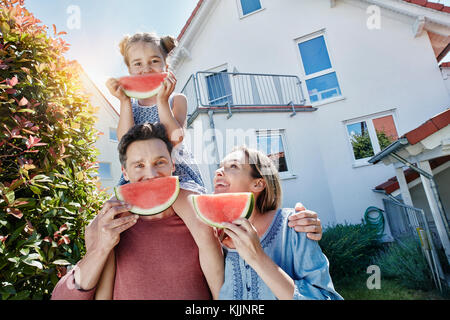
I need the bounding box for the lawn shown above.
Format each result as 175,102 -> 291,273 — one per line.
334,275 -> 449,300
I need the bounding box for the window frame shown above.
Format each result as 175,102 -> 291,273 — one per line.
343,110 -> 399,167
236,0 -> 265,19
294,30 -> 343,106
255,129 -> 295,179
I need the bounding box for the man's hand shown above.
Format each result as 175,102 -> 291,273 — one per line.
288,203 -> 323,241
85,197 -> 139,254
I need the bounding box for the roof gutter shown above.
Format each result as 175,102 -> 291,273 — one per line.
359,0 -> 450,28
368,137 -> 409,164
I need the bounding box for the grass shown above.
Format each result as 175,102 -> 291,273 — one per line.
334,275 -> 449,300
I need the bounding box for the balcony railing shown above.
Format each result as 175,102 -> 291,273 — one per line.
180,71 -> 312,126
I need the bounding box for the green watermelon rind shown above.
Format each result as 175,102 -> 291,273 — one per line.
189,192 -> 255,229
114,177 -> 180,216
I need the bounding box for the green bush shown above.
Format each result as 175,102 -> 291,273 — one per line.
319,222 -> 383,282
0,0 -> 107,299
372,236 -> 435,291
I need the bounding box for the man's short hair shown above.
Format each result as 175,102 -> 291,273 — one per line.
118,122 -> 173,167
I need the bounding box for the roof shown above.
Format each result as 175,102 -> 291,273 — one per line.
402,0 -> 450,13
72,61 -> 120,117
403,108 -> 450,145
369,108 -> 450,164
374,155 -> 450,194
440,62 -> 450,68
372,108 -> 450,193
177,0 -> 204,41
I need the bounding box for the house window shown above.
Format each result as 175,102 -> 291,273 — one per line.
98,162 -> 113,180
238,0 -> 263,16
109,127 -> 118,142
205,70 -> 233,106
297,34 -> 342,104
345,113 -> 398,164
256,130 -> 290,174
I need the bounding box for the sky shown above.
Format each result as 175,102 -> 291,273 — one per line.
24,0 -> 450,112
24,0 -> 200,110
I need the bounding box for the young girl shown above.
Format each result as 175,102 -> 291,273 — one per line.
101,32 -> 224,299
215,146 -> 343,300
99,32 -> 324,299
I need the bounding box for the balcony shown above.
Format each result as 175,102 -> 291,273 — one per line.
180,71 -> 316,126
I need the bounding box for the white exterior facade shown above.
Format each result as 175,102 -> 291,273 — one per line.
79,71 -> 121,195
172,0 -> 450,227
441,65 -> 450,96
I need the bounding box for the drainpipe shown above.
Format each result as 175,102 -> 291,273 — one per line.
390,152 -> 450,265
208,110 -> 221,169
372,188 -> 403,205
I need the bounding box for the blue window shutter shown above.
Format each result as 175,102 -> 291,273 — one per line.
240,0 -> 262,15
298,36 -> 332,75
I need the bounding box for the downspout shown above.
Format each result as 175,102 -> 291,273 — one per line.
208,110 -> 221,170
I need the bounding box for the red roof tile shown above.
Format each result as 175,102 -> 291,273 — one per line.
177,0 -> 204,41
402,0 -> 450,12
375,155 -> 450,194
402,109 -> 450,145
440,62 -> 450,68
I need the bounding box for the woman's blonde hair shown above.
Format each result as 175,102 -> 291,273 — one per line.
233,146 -> 282,214
118,32 -> 178,66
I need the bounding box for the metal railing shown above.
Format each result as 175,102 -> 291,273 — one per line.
383,199 -> 446,290
180,71 -> 308,119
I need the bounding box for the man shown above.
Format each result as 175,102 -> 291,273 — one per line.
51,122 -> 323,299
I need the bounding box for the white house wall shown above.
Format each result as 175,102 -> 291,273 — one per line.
79,72 -> 121,195
93,103 -> 121,195
441,67 -> 450,97
175,0 -> 450,225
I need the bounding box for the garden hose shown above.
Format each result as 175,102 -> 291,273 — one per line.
364,206 -> 385,236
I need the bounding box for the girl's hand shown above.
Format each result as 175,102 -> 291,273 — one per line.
288,203 -> 323,241
156,71 -> 177,105
106,78 -> 130,102
222,219 -> 266,266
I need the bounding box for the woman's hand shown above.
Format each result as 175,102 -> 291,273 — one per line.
288,203 -> 323,241
156,71 -> 177,106
222,218 -> 266,266
106,78 -> 130,103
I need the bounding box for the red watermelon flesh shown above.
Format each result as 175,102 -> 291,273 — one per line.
118,73 -> 168,99
114,176 -> 179,215
189,193 -> 254,228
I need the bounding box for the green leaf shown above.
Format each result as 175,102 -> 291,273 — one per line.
5,191 -> 14,204
29,185 -> 41,195
17,109 -> 36,114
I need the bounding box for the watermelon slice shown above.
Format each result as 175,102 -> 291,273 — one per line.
114,176 -> 179,215
189,193 -> 254,228
118,73 -> 168,99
